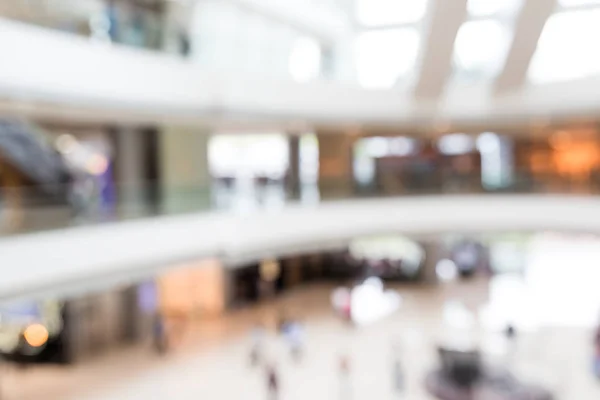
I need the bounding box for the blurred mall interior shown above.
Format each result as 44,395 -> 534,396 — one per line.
1,0 -> 600,399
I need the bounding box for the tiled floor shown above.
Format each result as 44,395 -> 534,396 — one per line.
2,279 -> 599,400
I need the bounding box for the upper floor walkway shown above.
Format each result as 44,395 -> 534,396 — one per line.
3,17 -> 600,130
2,192 -> 600,303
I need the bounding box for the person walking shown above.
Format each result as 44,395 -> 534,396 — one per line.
250,323 -> 266,367
285,321 -> 304,362
594,322 -> 600,378
266,363 -> 280,400
392,354 -> 405,397
339,354 -> 351,400
152,312 -> 167,355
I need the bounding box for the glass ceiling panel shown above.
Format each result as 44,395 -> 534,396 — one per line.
453,19 -> 512,80
289,37 -> 322,82
355,28 -> 420,89
558,0 -> 600,7
356,0 -> 428,27
529,9 -> 600,83
467,0 -> 524,18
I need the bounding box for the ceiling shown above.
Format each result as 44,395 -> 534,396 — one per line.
1,0 -> 600,132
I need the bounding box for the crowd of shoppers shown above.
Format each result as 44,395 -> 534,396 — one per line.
247,311 -> 406,400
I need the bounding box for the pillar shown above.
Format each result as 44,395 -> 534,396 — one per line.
284,257 -> 303,288
0,157 -> 24,233
317,131 -> 355,199
115,128 -> 147,218
159,126 -> 211,214
288,135 -> 301,199
419,240 -> 444,284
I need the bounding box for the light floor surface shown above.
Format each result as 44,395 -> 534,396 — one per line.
2,279 -> 599,400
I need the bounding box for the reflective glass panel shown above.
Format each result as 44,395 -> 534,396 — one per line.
467,0 -> 523,18
558,0 -> 600,7
289,37 -> 322,82
355,28 -> 420,89
356,0 -> 428,27
529,9 -> 600,83
453,20 -> 511,80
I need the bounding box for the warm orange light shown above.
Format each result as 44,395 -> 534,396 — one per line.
549,130 -> 572,151
23,324 -> 49,348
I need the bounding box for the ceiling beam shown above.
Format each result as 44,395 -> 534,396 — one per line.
413,0 -> 468,99
494,0 -> 557,93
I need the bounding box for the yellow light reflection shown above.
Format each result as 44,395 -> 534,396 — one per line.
23,324 -> 49,348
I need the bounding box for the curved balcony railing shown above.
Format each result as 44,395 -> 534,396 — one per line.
2,169 -> 600,237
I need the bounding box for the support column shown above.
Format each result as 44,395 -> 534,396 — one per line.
115,129 -> 147,218
317,131 -> 355,199
419,240 -> 444,285
159,126 -> 211,214
284,257 -> 303,288
288,135 -> 301,199
0,158 -> 24,233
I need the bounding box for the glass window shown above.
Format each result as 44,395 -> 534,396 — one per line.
300,134 -> 319,183
437,133 -> 475,155
389,137 -> 416,156
529,9 -> 600,83
453,20 -> 511,80
289,37 -> 322,82
467,0 -> 523,18
477,133 -> 513,189
209,134 -> 289,179
356,0 -> 428,27
364,137 -> 391,158
355,28 -> 420,89
239,12 -> 271,75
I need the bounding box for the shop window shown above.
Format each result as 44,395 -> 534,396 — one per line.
437,133 -> 475,155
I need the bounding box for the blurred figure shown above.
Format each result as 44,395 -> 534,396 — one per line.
594,321 -> 600,378
266,363 -> 280,400
331,287 -> 352,325
339,354 -> 351,399
283,320 -> 304,362
277,310 -> 290,334
504,323 -> 517,340
392,345 -> 405,397
250,323 -> 266,367
152,312 -> 167,355
504,322 -> 519,368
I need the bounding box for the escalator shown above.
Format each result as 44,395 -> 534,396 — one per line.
0,119 -> 73,233
0,119 -> 71,200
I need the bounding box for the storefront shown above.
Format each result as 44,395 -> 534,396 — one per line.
157,258 -> 229,318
